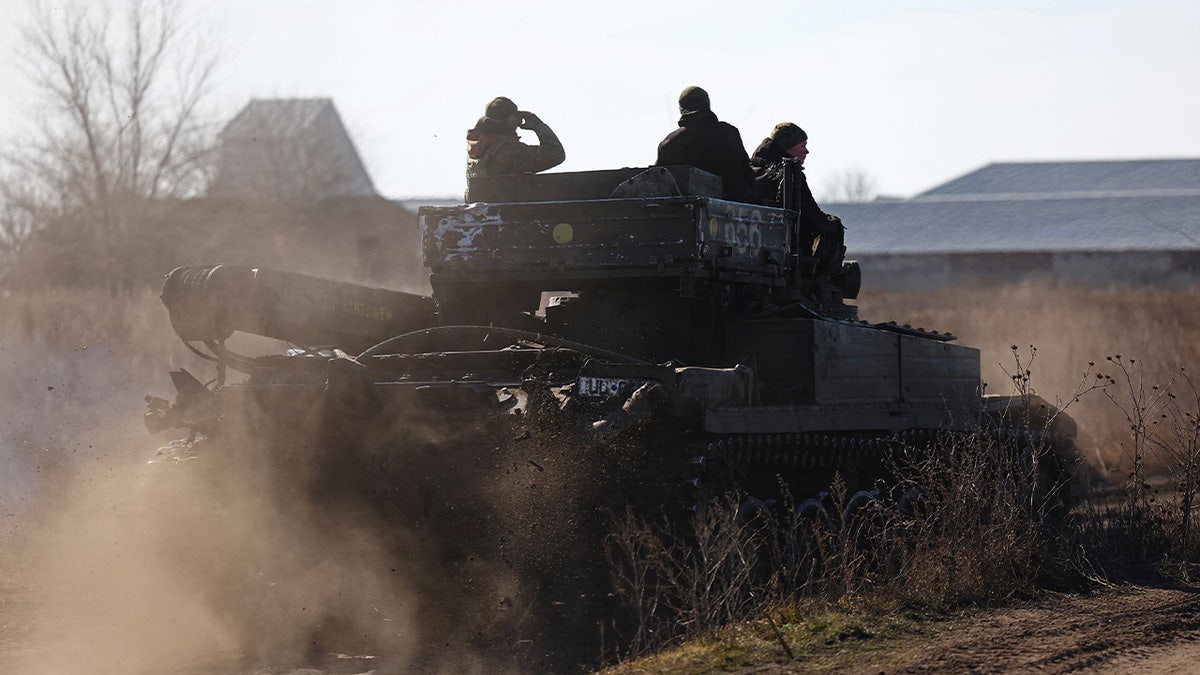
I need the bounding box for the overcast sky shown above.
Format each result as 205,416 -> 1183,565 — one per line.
2,0 -> 1198,201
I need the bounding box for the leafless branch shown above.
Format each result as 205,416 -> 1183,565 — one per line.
820,166 -> 879,203
6,0 -> 220,224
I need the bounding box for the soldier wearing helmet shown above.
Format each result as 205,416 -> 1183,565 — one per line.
465,96 -> 565,201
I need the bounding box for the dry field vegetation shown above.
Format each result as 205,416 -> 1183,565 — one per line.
858,282 -> 1200,469
3,281 -> 1200,672
1,287 -> 176,357
602,281 -> 1200,670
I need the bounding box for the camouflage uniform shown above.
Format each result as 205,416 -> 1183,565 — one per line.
464,118 -> 565,201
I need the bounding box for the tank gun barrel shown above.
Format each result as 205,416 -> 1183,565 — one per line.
160,264 -> 437,353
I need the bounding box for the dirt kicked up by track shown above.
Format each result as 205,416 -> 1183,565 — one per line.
0,393 -> 685,674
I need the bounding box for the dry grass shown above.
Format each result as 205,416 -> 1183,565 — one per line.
603,281 -> 1200,664
600,600 -> 921,675
603,424 -> 1077,660
858,282 -> 1200,470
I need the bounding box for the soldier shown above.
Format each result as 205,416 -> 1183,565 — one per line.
655,86 -> 755,202
750,122 -> 845,276
464,96 -> 565,201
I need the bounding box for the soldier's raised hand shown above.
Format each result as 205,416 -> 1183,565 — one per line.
518,111 -> 542,129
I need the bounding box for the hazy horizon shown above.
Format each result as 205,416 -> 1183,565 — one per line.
2,0 -> 1197,201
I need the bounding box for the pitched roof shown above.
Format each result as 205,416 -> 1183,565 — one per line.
828,159 -> 1200,255
212,98 -> 376,199
220,98 -> 333,139
918,159 -> 1200,199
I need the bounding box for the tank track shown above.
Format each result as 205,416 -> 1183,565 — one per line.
677,426 -> 1075,514
701,431 -> 905,468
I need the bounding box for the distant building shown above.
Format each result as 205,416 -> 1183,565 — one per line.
829,159 -> 1200,288
210,98 -> 376,201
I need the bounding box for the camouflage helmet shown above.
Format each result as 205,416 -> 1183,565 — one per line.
771,122 -> 808,149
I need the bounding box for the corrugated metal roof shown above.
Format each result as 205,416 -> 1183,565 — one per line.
919,159 -> 1200,198
828,160 -> 1200,255
834,196 -> 1200,255
221,98 -> 332,139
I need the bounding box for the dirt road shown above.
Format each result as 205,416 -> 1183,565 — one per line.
851,584 -> 1200,674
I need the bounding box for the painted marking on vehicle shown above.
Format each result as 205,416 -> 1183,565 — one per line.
722,220 -> 763,255
577,376 -> 640,398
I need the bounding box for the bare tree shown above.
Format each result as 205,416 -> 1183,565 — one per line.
2,0 -> 219,286
819,166 -> 879,204
0,181 -> 41,274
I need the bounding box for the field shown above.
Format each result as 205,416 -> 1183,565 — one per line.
2,281 -> 1199,673
860,282 -> 1200,470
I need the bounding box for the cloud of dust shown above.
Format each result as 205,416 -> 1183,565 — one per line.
859,282 -> 1200,477
2,348 -> 623,674
0,277 -> 637,674
0,191 -> 601,671
0,336 -> 431,674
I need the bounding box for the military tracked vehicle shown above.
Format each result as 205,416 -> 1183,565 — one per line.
144,164 -> 1082,668
140,164 -> 1089,672
146,164 -> 1068,512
